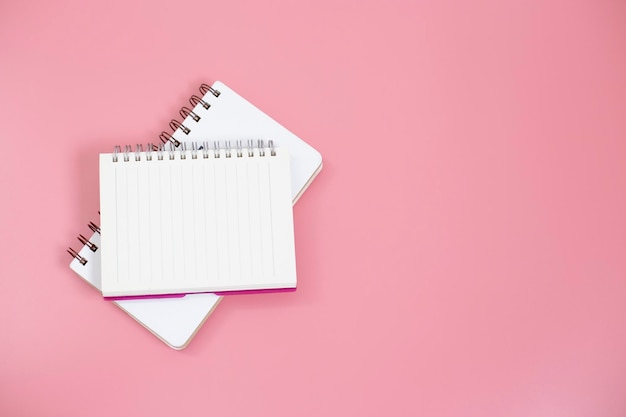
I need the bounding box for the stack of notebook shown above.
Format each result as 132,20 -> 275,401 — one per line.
67,81 -> 322,349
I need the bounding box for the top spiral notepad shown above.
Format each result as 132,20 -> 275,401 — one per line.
99,140 -> 296,297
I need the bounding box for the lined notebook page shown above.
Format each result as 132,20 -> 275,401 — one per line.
99,143 -> 296,297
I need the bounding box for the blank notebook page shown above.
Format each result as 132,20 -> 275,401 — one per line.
99,142 -> 296,297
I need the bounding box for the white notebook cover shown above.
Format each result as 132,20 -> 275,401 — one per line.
69,80 -> 322,348
70,232 -> 222,350
172,81 -> 322,203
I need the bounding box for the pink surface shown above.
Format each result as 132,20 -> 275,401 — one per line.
1,0 -> 626,415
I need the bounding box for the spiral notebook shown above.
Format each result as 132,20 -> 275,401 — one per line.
68,81 -> 322,347
99,141 -> 296,297
69,223 -> 222,349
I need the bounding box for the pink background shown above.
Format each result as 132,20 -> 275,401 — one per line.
1,0 -> 626,415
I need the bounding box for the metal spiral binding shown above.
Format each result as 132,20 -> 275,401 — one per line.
169,119 -> 190,135
180,106 -> 200,122
111,140 -> 276,162
159,131 -> 181,148
112,145 -> 121,162
236,140 -> 243,158
78,234 -> 98,252
189,95 -> 210,110
67,248 -> 87,265
67,219 -> 101,265
158,82 -> 222,148
88,221 -> 100,234
199,83 -> 221,97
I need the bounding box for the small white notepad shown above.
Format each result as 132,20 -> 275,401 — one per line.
99,141 -> 296,297
69,229 -> 222,349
